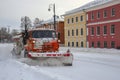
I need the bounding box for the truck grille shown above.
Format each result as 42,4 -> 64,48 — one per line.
34,40 -> 43,49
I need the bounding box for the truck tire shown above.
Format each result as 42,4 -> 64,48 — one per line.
24,49 -> 28,58
64,63 -> 72,66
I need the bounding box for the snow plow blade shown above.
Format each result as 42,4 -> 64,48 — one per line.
24,51 -> 73,66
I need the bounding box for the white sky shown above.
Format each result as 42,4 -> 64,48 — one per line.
0,0 -> 93,29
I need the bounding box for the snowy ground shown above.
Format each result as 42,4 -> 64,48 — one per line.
0,43 -> 120,80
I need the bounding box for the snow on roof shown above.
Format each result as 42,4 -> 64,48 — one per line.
34,16 -> 64,27
28,27 -> 54,31
41,16 -> 64,24
64,0 -> 113,15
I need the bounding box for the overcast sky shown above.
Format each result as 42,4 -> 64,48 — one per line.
0,0 -> 93,29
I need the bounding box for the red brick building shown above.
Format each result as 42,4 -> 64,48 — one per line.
87,0 -> 120,48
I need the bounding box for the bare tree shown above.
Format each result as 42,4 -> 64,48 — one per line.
33,18 -> 40,27
20,16 -> 32,31
11,29 -> 19,36
0,27 -> 12,42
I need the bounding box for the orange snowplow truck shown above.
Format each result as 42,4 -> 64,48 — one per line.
24,29 -> 59,54
13,28 -> 73,66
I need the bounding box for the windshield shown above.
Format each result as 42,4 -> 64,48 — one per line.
32,30 -> 56,38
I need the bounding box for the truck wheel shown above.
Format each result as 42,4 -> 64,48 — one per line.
64,63 -> 72,66
24,50 -> 28,58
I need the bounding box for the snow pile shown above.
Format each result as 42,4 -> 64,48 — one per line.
60,47 -> 120,55
0,60 -> 55,80
18,57 -> 63,66
0,43 -> 59,80
0,43 -> 13,61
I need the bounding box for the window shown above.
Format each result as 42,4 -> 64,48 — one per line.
103,26 -> 107,35
91,27 -> 94,35
97,26 -> 100,35
111,25 -> 115,34
67,19 -> 70,24
76,29 -> 78,36
80,15 -> 83,21
32,30 -> 56,38
111,8 -> 115,16
58,32 -> 60,39
97,11 -> 100,18
72,30 -> 74,36
81,41 -> 84,47
91,12 -> 94,20
68,30 -> 70,36
97,41 -> 100,48
104,10 -> 107,17
76,42 -> 78,47
72,18 -> 74,23
91,42 -> 94,47
76,17 -> 78,22
111,41 -> 115,48
81,28 -> 83,35
104,41 -> 107,48
68,42 -> 70,47
72,42 -> 74,47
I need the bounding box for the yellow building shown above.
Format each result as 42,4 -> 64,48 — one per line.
64,11 -> 87,47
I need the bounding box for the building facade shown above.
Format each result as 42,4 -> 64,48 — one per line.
64,11 -> 87,47
87,0 -> 120,48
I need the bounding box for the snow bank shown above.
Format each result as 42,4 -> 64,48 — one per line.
0,43 -> 56,80
0,43 -> 13,61
0,59 -> 56,80
60,47 -> 120,55
18,58 -> 63,66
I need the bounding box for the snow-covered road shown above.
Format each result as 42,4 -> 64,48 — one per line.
0,43 -> 120,80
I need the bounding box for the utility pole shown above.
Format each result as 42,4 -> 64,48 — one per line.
48,3 -> 56,30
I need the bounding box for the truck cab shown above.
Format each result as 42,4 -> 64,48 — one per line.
25,28 -> 59,53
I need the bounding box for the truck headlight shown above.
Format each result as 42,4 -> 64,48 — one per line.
58,40 -> 61,42
33,40 -> 36,43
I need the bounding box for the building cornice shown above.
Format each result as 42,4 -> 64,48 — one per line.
87,18 -> 120,26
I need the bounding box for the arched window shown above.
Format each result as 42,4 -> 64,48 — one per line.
76,42 -> 78,47
68,30 -> 70,36
76,29 -> 78,36
72,42 -> 74,47
97,41 -> 100,48
81,28 -> 83,35
81,41 -> 84,47
68,42 -> 70,47
72,30 -> 74,36
91,42 -> 94,47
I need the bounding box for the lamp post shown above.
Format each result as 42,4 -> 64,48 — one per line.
48,3 -> 56,30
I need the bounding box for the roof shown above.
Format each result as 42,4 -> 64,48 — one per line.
41,17 -> 64,24
34,16 -> 64,27
28,28 -> 55,31
64,0 -> 113,16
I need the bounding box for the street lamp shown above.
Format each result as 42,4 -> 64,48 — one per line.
48,3 -> 56,30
